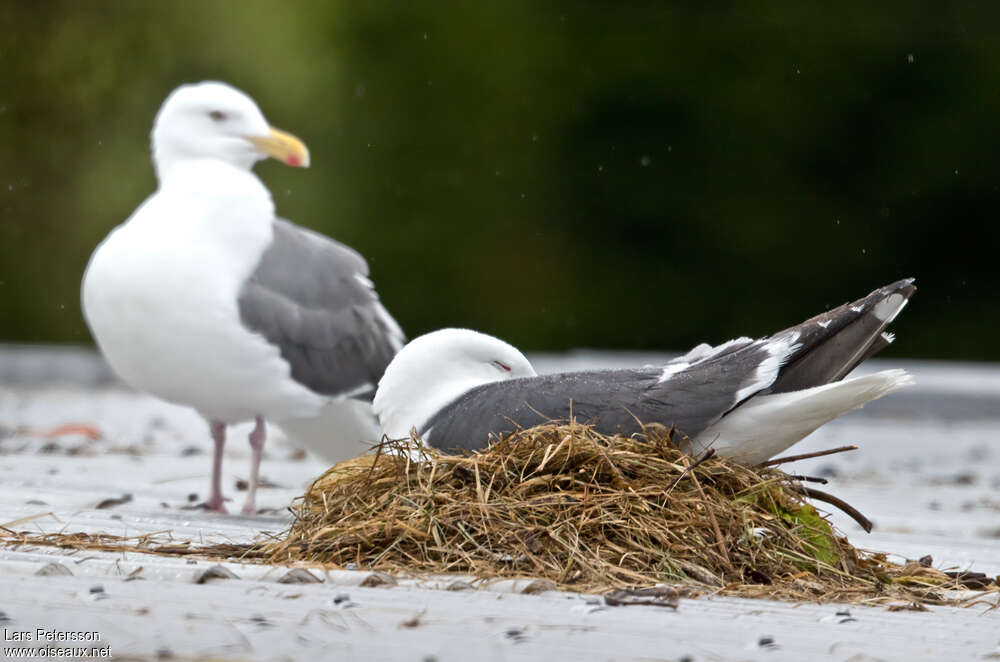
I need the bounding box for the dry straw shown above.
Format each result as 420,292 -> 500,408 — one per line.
2,421 -> 995,606
265,421 -> 997,604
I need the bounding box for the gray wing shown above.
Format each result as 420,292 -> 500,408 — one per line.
666,279 -> 916,395
422,340 -> 779,452
238,218 -> 405,400
423,278 -> 915,453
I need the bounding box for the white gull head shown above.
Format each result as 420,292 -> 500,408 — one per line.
151,81 -> 310,180
374,328 -> 537,440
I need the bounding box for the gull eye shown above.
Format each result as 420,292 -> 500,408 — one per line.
492,360 -> 512,372
208,110 -> 226,122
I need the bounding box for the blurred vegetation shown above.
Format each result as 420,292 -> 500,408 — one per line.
0,2 -> 997,359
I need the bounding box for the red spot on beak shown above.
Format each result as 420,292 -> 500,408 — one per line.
286,155 -> 303,167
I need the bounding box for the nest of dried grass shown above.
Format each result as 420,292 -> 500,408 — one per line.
266,422 -> 996,604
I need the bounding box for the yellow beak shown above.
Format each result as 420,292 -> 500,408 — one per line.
248,126 -> 310,168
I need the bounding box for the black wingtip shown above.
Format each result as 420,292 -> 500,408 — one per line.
764,278 -> 916,395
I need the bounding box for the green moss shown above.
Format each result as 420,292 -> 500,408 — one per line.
777,502 -> 840,567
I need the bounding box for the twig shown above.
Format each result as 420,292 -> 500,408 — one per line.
366,434 -> 389,482
788,475 -> 829,485
793,486 -> 873,533
604,586 -> 680,609
1,512 -> 60,529
667,448 -> 716,492
757,445 -> 858,468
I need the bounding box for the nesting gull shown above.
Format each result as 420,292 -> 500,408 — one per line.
374,280 -> 915,465
82,82 -> 403,513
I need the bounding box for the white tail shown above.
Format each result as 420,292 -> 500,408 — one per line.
690,369 -> 913,465
276,398 -> 380,464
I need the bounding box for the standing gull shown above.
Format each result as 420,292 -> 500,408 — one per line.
375,280 -> 915,465
82,82 -> 404,514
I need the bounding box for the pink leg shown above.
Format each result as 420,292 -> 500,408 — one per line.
241,416 -> 266,515
206,421 -> 228,513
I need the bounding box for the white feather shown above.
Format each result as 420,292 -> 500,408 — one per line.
659,336 -> 754,383
691,369 -> 913,465
657,361 -> 689,382
277,399 -> 381,464
733,331 -> 801,403
676,342 -> 714,362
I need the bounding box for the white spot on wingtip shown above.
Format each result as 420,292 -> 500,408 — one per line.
874,293 -> 907,322
817,320 -> 831,329
881,331 -> 896,344
850,305 -> 865,313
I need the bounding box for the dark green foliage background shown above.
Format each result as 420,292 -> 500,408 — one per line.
0,2 -> 995,359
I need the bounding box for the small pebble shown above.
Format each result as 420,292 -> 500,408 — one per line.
249,614 -> 272,627
952,472 -> 977,485
35,562 -> 72,577
835,608 -> 857,623
277,568 -> 322,584
332,593 -> 358,608
505,627 -> 528,643
194,565 -> 238,583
